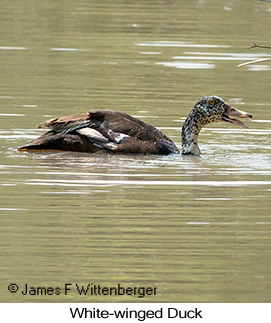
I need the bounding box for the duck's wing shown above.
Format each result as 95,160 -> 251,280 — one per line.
87,110 -> 180,154
37,110 -> 179,154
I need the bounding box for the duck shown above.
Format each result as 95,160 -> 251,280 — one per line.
17,96 -> 252,156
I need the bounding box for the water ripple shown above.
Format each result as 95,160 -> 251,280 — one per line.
25,179 -> 271,187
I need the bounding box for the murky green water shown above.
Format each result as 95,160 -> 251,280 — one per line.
0,0 -> 270,302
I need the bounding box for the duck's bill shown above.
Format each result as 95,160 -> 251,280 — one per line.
222,104 -> 252,128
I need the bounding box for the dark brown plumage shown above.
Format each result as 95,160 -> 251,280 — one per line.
17,96 -> 252,156
18,110 -> 179,154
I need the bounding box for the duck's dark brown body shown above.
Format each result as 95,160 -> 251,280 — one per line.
18,110 -> 180,154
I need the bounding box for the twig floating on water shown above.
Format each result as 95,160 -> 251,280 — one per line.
247,42 -> 271,49
238,58 -> 271,67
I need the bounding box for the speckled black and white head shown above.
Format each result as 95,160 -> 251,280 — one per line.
182,96 -> 252,156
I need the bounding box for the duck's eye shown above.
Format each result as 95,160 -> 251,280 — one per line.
209,99 -> 215,105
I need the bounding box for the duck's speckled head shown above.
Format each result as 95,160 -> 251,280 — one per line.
193,96 -> 252,127
182,96 -> 252,155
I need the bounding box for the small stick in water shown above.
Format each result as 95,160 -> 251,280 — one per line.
238,58 -> 271,67
247,42 -> 271,49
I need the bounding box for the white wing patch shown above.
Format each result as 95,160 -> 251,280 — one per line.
77,128 -> 109,143
77,127 -> 130,145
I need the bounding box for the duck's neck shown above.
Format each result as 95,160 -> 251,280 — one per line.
182,111 -> 205,156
